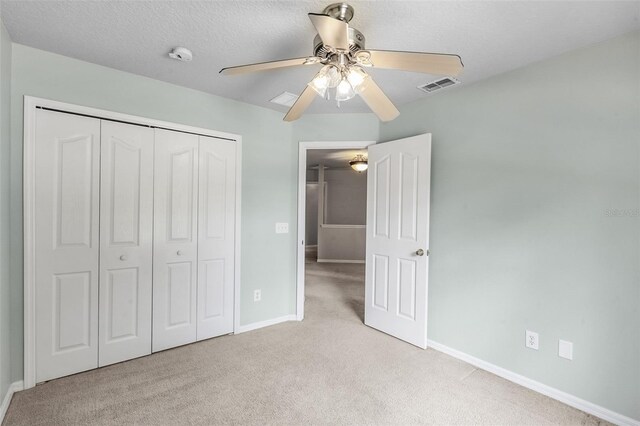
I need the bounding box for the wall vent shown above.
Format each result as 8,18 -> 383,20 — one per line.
270,92 -> 299,107
417,77 -> 461,94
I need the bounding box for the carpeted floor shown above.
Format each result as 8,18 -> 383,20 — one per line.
4,258 -> 608,425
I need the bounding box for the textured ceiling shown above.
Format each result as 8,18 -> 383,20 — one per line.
1,1 -> 639,115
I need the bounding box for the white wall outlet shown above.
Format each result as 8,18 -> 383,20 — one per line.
275,223 -> 289,234
253,289 -> 261,302
558,339 -> 573,360
525,330 -> 539,350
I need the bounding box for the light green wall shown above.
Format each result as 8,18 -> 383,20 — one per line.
380,31 -> 640,420
292,112 -> 379,142
0,18 -> 12,399
8,44 -> 298,381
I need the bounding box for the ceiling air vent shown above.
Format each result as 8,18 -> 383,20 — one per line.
270,92 -> 299,107
418,77 -> 461,94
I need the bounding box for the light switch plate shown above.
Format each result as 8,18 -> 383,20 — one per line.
558,339 -> 573,360
275,223 -> 289,234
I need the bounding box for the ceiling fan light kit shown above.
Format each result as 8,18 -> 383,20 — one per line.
220,2 -> 463,122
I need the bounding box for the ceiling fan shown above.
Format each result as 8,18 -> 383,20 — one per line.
220,3 -> 463,122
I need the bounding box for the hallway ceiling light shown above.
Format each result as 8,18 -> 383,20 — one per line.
349,154 -> 368,172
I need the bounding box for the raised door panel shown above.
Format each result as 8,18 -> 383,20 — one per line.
53,272 -> 92,352
167,262 -> 193,327
373,156 -> 391,239
399,153 -> 418,241
105,268 -> 139,341
35,109 -> 100,382
168,150 -> 196,242
55,136 -> 94,248
372,255 -> 389,311
202,260 -> 225,319
397,259 -> 417,320
197,136 -> 235,340
153,129 -> 199,352
99,121 -> 153,367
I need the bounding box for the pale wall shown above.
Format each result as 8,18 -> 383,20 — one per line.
0,17 -> 12,400
324,168 -> 366,225
380,31 -> 640,420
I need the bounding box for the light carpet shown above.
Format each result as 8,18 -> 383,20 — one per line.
4,260 -> 608,425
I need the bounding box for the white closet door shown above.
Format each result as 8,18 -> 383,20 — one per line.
153,129 -> 199,352
197,136 -> 236,340
35,109 -> 100,382
98,121 -> 154,366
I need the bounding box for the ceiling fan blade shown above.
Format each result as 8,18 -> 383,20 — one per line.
308,13 -> 350,51
283,85 -> 317,122
358,78 -> 400,122
220,57 -> 321,75
361,50 -> 463,76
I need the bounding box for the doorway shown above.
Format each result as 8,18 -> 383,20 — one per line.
296,141 -> 374,321
296,135 -> 433,349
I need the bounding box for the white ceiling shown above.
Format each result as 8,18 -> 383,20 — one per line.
307,148 -> 367,169
1,1 -> 639,115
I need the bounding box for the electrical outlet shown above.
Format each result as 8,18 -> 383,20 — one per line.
558,340 -> 573,360
525,330 -> 539,350
275,223 -> 289,234
253,289 -> 261,302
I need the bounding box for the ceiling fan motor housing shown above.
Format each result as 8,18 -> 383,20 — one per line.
313,27 -> 365,58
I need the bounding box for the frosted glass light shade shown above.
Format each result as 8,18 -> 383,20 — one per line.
335,78 -> 355,101
309,65 -> 343,97
346,66 -> 368,93
349,154 -> 368,172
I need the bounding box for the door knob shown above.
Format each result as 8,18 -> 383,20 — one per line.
119,255 -> 128,261
177,250 -> 183,256
416,249 -> 425,256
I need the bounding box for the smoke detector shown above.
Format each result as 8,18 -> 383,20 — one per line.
169,47 -> 193,62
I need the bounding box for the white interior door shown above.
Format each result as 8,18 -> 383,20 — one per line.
196,136 -> 236,340
364,134 -> 431,349
153,129 -> 199,352
34,109 -> 100,382
98,121 -> 154,366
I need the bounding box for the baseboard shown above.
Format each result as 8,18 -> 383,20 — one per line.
235,314 -> 297,334
305,245 -> 318,248
0,381 -> 24,423
317,259 -> 365,264
427,340 -> 638,426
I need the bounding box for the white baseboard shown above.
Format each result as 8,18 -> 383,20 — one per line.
317,259 -> 365,264
235,314 -> 297,334
427,340 -> 639,426
1,381 -> 24,423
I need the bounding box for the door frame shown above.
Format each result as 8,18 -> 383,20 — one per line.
23,96 -> 243,389
296,140 -> 375,321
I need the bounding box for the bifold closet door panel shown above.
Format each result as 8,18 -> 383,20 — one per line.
98,121 -> 154,367
196,136 -> 236,340
34,109 -> 100,382
153,129 -> 199,352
